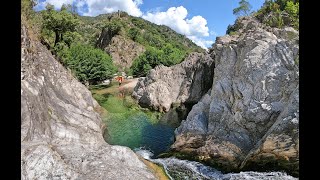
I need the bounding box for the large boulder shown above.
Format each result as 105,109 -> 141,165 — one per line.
172,16 -> 299,176
132,52 -> 215,112
21,20 -> 155,179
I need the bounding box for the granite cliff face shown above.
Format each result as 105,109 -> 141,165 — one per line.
97,31 -> 145,69
172,17 -> 299,175
132,52 -> 214,112
21,20 -> 155,179
105,35 -> 145,69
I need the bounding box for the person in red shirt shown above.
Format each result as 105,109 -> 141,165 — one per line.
116,76 -> 123,87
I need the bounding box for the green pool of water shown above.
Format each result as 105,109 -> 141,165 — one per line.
94,93 -> 188,157
104,110 -> 176,156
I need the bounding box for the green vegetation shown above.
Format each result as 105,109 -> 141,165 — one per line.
64,44 -> 116,85
128,27 -> 140,41
229,31 -> 238,36
127,17 -> 204,76
91,81 -> 163,124
33,7 -> 203,82
131,45 -> 185,76
22,0 -> 37,18
27,4 -> 115,85
25,0 -> 298,85
226,21 -> 243,35
233,0 -> 252,17
76,13 -> 203,76
227,0 -> 252,35
75,12 -> 203,52
255,0 -> 299,29
93,91 -> 162,123
227,0 -> 299,35
104,20 -> 122,36
42,4 -> 79,47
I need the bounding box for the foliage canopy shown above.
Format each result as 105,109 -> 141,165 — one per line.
233,0 -> 252,16
255,0 -> 299,29
64,44 -> 116,85
131,45 -> 185,77
42,4 -> 79,46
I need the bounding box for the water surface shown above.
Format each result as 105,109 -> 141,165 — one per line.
104,110 -> 177,156
100,94 -> 189,156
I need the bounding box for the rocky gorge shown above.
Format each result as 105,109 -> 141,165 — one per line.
21,0 -> 299,177
21,19 -> 156,179
133,16 -> 299,176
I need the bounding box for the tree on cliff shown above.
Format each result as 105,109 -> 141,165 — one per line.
255,0 -> 299,29
42,3 -> 79,47
233,0 -> 252,16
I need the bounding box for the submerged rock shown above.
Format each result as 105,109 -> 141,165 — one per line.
21,20 -> 155,179
171,16 -> 299,176
132,52 -> 214,112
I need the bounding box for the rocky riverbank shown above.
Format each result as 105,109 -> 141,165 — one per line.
133,16 -> 299,176
174,16 -> 299,176
21,19 -> 156,179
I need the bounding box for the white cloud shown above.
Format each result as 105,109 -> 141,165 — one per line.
134,0 -> 143,6
35,0 -> 74,10
73,0 -> 88,15
188,36 -> 214,49
74,0 -> 86,8
186,16 -> 209,37
142,6 -> 212,48
36,0 -> 143,16
34,1 -> 215,48
83,0 -> 143,17
210,30 -> 218,36
142,6 -> 210,37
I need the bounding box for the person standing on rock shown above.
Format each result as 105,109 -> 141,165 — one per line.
116,76 -> 123,87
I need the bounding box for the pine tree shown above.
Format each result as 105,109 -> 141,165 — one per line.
233,0 -> 252,16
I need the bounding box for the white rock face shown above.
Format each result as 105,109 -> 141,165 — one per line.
133,52 -> 215,112
21,20 -> 155,179
172,17 -> 299,175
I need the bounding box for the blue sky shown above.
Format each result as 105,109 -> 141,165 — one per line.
34,0 -> 265,49
140,0 -> 265,36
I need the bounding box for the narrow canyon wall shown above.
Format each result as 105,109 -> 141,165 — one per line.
132,16 -> 299,175
21,20 -> 155,180
172,16 -> 299,175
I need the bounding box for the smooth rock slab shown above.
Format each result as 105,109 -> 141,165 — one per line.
21,20 -> 155,180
